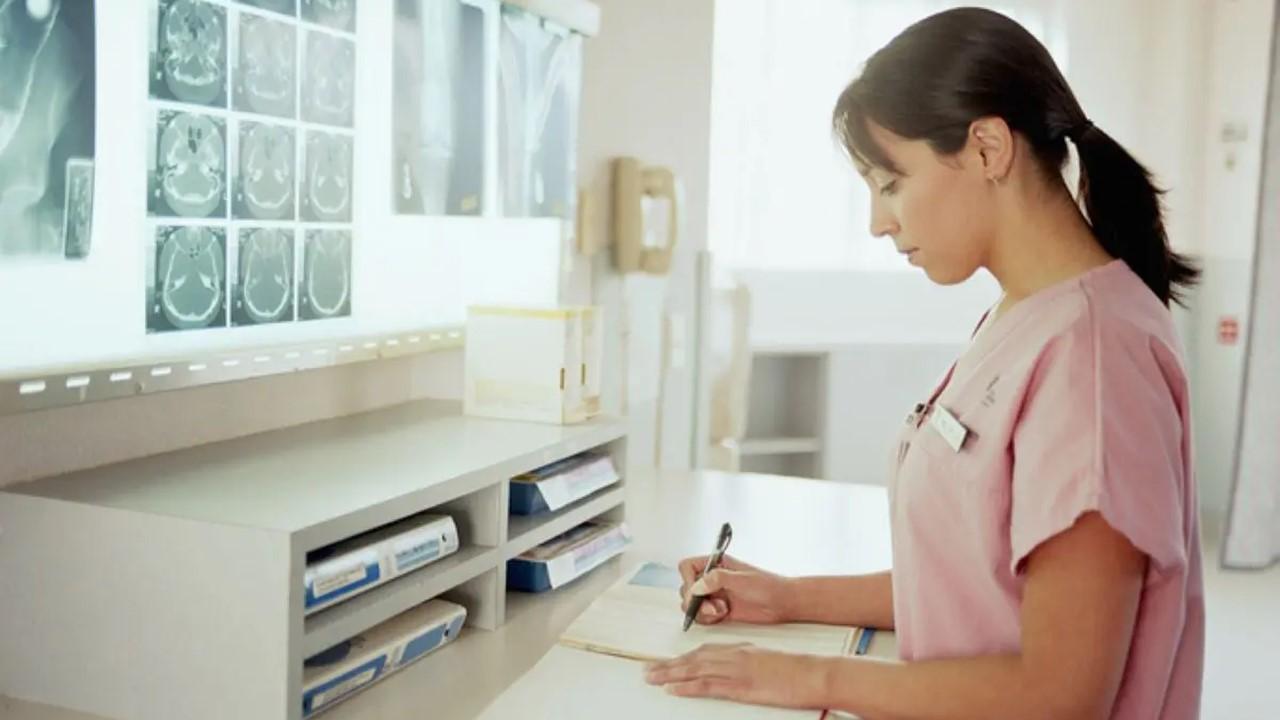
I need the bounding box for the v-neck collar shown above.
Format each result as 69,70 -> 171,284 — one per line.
963,259 -> 1126,369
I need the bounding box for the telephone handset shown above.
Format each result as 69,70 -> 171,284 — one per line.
612,156 -> 679,274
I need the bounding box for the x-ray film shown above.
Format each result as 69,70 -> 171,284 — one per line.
302,30 -> 355,127
237,0 -> 298,17
301,130 -> 353,222
301,0 -> 355,33
233,11 -> 297,119
299,229 -> 351,320
498,8 -> 581,219
149,110 -> 228,219
234,121 -> 296,220
140,0 -> 357,334
150,0 -> 229,108
232,227 -> 295,325
147,225 -> 229,332
0,0 -> 96,260
392,0 -> 486,216
62,159 -> 94,259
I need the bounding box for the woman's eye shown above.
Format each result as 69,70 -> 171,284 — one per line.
878,180 -> 899,197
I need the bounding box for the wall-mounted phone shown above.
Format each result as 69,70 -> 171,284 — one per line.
612,157 -> 680,274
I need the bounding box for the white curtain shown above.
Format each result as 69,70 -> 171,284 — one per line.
707,0 -> 1067,272
1224,9 -> 1280,570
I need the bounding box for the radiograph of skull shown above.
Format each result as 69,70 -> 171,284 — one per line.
233,12 -> 296,118
234,122 -> 295,220
233,227 -> 294,325
301,0 -> 355,33
237,0 -> 297,17
149,110 -> 227,218
0,0 -> 96,259
301,131 -> 352,222
299,229 -> 350,320
150,0 -> 228,108
302,30 -> 355,127
147,225 -> 227,332
498,8 -> 581,218
392,0 -> 485,216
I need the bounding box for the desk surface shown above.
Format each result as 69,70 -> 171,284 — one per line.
3,470 -> 892,720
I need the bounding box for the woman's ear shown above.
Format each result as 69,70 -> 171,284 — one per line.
969,117 -> 1015,183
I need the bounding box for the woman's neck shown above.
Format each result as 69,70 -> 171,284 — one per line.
986,181 -> 1113,317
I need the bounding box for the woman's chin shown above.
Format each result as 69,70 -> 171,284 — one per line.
922,262 -> 976,286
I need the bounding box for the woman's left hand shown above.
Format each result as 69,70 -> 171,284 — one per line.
643,643 -> 827,708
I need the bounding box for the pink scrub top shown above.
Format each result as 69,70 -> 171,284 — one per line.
888,260 -> 1204,719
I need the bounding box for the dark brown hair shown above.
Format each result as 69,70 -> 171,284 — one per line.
832,7 -> 1198,306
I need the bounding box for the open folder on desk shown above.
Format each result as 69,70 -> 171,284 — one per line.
480,563 -> 896,720
560,562 -> 868,662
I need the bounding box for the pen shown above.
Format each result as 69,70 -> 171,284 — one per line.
682,522 -> 733,631
855,628 -> 876,656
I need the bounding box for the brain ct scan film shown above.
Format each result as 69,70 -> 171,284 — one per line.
149,109 -> 228,219
233,11 -> 297,119
300,130 -> 352,222
232,226 -> 295,326
301,0 -> 355,33
142,0 -> 356,333
234,121 -> 295,221
299,228 -> 350,320
147,224 -> 228,332
302,30 -> 355,127
236,0 -> 297,17
150,0 -> 229,108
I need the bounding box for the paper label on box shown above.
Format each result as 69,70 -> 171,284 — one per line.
571,526 -> 631,575
542,525 -> 630,588
545,552 -> 578,589
392,534 -> 441,574
565,459 -> 620,498
313,667 -> 376,709
309,550 -> 378,598
536,458 -> 619,511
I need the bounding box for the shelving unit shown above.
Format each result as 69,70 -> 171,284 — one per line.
0,399 -> 627,720
505,485 -> 627,559
741,348 -> 829,478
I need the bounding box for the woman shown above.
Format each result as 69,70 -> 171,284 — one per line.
644,8 -> 1204,719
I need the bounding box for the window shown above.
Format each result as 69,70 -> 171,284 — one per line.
708,0 -> 1067,271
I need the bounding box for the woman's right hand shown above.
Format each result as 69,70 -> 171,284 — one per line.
677,554 -> 791,626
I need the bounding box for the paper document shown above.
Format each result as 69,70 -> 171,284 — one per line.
478,645 -> 820,720
559,563 -> 856,662
480,562 -> 898,720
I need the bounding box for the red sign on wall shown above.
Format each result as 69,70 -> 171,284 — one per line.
1219,316 -> 1240,345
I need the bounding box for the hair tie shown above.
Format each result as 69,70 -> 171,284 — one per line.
1068,118 -> 1094,141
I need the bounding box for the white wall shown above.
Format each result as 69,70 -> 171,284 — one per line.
736,269 -> 1001,345
571,0 -> 717,473
718,0 -> 1274,509
1190,0 -> 1275,530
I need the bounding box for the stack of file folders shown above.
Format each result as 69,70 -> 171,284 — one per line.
507,520 -> 631,592
302,599 -> 467,717
304,512 -> 460,614
509,451 -> 620,516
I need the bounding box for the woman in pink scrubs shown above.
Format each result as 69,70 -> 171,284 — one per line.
645,8 -> 1204,719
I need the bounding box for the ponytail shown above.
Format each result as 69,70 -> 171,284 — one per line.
1072,123 -> 1199,306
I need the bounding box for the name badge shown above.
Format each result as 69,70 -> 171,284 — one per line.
929,405 -> 970,453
